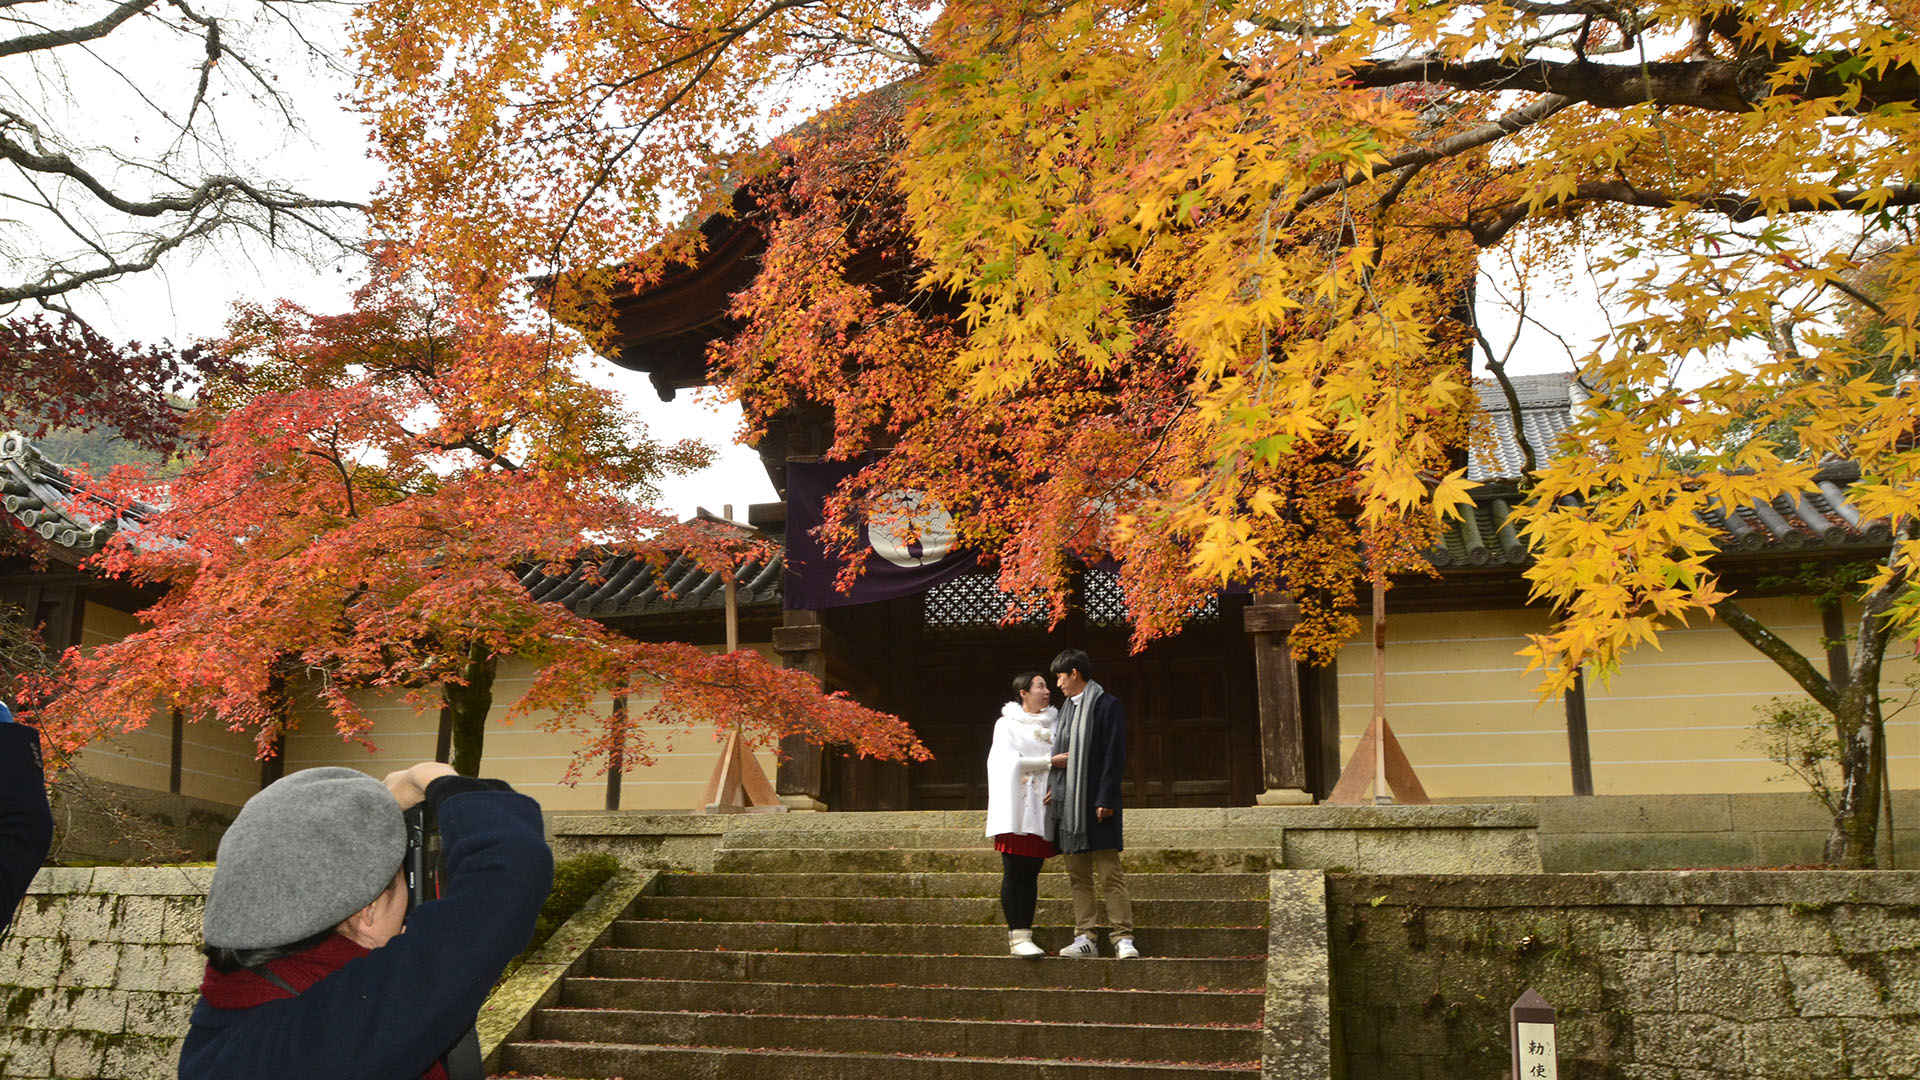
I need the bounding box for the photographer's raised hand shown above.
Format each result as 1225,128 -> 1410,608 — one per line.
384,761 -> 459,810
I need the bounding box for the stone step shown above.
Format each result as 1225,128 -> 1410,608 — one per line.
610,920 -> 1264,957
717,827 -> 1286,850
560,976 -> 1266,1026
711,847 -> 1286,875
531,1008 -> 1262,1064
584,947 -> 1266,991
655,871 -> 1270,900
499,1042 -> 1259,1079
631,894 -> 1267,927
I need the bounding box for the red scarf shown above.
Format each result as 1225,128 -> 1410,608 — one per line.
199,933 -> 450,1080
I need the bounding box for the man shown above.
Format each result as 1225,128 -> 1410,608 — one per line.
0,700 -> 55,934
178,761 -> 553,1080
1044,648 -> 1137,959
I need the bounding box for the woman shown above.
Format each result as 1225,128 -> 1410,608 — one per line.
984,671 -> 1058,958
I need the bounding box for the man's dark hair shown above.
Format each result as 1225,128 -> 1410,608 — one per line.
202,926 -> 337,974
1049,649 -> 1093,679
1010,671 -> 1047,702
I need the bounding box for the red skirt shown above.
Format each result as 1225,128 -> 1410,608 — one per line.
992,831 -> 1056,858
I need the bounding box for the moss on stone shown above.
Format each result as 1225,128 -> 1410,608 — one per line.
5,985 -> 43,1021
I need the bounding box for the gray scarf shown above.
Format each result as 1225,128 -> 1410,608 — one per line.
1048,679 -> 1104,852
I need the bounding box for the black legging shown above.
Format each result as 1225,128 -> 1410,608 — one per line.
1000,852 -> 1045,930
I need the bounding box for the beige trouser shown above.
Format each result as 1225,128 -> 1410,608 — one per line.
1063,849 -> 1133,939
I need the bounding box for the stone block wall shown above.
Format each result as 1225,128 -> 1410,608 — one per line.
1521,790 -> 1920,872
47,778 -> 237,864
1,867 -> 211,1080
1328,871 -> 1920,1080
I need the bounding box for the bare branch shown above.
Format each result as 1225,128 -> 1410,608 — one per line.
0,0 -> 160,58
1461,180 -> 1920,247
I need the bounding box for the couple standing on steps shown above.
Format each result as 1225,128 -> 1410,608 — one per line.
985,648 -> 1137,960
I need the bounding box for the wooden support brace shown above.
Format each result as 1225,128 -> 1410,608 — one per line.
699,728 -> 786,813
1325,715 -> 1430,805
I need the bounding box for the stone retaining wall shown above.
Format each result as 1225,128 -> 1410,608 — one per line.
1489,789 -> 1920,872
47,780 -> 237,864
0,867 -> 211,1080
1328,871 -> 1920,1080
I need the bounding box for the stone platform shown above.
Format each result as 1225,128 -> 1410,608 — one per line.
547,802 -> 1544,876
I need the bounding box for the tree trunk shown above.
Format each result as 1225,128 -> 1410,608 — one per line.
1719,592 -> 1890,868
443,640 -> 498,778
1825,684 -> 1885,867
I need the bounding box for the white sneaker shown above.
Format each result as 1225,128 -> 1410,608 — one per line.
1059,935 -> 1098,958
1114,938 -> 1140,960
1008,930 -> 1045,958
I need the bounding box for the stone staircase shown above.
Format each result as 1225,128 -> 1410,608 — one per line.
495,822 -> 1276,1078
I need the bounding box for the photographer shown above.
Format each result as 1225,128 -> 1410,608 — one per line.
0,700 -> 55,934
179,761 -> 552,1080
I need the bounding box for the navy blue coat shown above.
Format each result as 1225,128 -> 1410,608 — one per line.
0,722 -> 54,933
178,781 -> 553,1080
1049,691 -> 1128,853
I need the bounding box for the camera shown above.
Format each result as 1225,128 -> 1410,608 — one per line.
403,804 -> 443,911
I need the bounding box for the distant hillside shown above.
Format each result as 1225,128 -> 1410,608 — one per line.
24,424 -> 183,478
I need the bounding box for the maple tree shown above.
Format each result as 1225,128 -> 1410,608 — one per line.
359,0 -> 1919,864
0,316 -> 227,454
26,263 -> 927,782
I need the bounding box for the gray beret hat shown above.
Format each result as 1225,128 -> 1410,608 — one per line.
203,767 -> 406,950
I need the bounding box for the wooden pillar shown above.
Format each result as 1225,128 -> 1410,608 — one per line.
41,582 -> 81,651
1302,658 -> 1342,799
167,707 -> 184,796
258,731 -> 286,789
771,608 -> 829,811
1245,592 -> 1312,805
1821,603 -> 1851,689
1565,666 -> 1593,796
434,701 -> 454,764
605,694 -> 628,811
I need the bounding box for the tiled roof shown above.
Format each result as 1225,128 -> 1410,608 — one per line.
0,431 -> 153,555
1429,462 -> 1893,569
2,431 -> 779,616
518,550 -> 782,618
1470,372 -> 1584,482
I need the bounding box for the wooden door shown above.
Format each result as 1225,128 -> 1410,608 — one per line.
886,575 -> 1256,811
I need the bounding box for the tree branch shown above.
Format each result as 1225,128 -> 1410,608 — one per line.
1460,181 -> 1920,247
0,0 -> 159,58
1290,94 -> 1573,218
1345,54 -> 1919,115
1716,595 -> 1840,711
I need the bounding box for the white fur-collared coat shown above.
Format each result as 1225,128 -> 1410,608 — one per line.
985,702 -> 1058,839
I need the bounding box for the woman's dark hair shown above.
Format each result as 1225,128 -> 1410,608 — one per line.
1049,648 -> 1094,679
203,926 -> 337,973
1010,671 -> 1046,702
